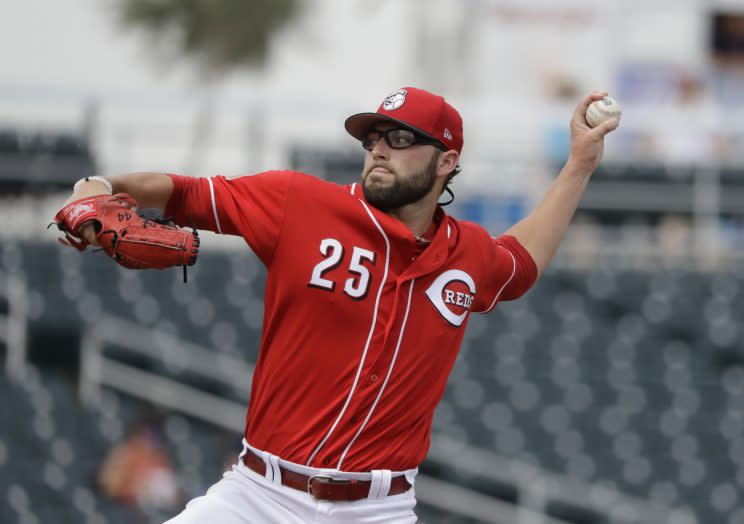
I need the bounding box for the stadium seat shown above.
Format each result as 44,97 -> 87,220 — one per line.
0,130 -> 21,154
7,244 -> 744,523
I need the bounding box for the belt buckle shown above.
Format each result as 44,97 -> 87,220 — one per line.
307,475 -> 334,498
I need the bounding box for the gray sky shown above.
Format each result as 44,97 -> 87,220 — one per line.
0,1 -> 709,185
0,1 -> 428,105
1,1 -> 193,93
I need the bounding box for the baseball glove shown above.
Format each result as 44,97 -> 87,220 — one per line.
52,193 -> 199,274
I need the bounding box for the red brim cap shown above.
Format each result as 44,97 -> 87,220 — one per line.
345,87 -> 463,154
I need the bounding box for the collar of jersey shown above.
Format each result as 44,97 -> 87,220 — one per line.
415,211 -> 441,244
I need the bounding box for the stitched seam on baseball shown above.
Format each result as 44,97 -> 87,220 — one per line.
590,104 -> 620,117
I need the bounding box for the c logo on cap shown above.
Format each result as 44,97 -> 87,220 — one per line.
382,89 -> 407,111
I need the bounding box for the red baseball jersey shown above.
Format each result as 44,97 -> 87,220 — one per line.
165,170 -> 537,472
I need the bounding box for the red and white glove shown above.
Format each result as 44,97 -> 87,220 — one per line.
53,193 -> 199,270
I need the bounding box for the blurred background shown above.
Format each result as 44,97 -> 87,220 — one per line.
1,0 -> 743,523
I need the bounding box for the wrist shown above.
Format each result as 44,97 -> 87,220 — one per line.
564,155 -> 597,178
73,176 -> 113,195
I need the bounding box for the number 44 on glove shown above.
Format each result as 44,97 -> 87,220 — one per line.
51,193 -> 199,281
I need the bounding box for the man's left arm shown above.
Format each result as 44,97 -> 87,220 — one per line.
505,90 -> 620,277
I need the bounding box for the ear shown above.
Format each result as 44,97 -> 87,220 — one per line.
436,150 -> 459,177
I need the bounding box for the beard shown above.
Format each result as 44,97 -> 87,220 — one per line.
362,153 -> 439,212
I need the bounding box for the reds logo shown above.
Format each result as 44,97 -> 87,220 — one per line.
424,269 -> 476,327
382,89 -> 407,111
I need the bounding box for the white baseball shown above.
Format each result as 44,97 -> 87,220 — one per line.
585,96 -> 621,128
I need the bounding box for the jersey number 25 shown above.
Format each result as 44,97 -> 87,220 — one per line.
308,238 -> 376,300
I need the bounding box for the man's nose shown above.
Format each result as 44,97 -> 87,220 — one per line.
370,137 -> 390,159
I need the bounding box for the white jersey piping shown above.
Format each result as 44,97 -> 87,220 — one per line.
207,177 -> 222,234
483,245 -> 516,313
305,198 -> 391,466
350,183 -> 357,196
336,278 -> 415,469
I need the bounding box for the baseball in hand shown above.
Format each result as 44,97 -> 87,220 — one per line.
585,96 -> 621,128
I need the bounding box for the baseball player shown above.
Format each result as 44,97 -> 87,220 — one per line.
55,87 -> 618,523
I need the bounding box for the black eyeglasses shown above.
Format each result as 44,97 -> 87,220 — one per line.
361,128 -> 445,151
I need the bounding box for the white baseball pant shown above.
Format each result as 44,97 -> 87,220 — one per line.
164,440 -> 419,523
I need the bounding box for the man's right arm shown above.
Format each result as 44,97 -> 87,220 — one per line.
65,172 -> 174,208
110,172 -> 174,209
66,172 -> 174,244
